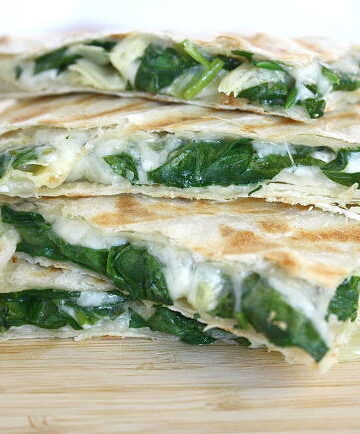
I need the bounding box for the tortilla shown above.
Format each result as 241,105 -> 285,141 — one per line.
1,193 -> 360,369
1,94 -> 360,218
0,31 -> 359,121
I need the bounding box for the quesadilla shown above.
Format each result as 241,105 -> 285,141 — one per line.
0,31 -> 360,121
1,94 -> 360,218
1,193 -> 360,369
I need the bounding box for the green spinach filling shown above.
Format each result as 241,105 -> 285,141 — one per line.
209,272 -> 360,361
103,138 -> 360,190
0,287 -> 221,345
0,145 -> 42,178
1,205 -> 172,305
0,288 -> 126,331
2,205 -> 360,360
23,37 -> 360,119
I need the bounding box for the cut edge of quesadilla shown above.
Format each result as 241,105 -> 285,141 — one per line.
0,255 -> 241,346
1,31 -> 360,120
1,95 -> 360,218
1,194 -> 360,370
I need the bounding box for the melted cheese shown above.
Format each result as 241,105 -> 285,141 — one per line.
344,152 -> 360,173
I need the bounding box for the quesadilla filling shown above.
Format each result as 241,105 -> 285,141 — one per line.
1,204 -> 359,362
13,35 -> 360,119
0,285 -> 240,344
0,127 -> 359,198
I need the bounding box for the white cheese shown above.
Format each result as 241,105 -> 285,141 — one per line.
344,152 -> 360,173
286,63 -> 332,101
52,217 -> 125,250
252,140 -> 288,157
76,290 -> 122,307
312,149 -> 336,163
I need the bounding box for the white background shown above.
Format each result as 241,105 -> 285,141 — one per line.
1,0 -> 360,43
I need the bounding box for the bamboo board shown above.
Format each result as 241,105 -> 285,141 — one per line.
0,337 -> 359,433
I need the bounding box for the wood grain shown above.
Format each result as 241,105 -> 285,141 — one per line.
0,337 -> 359,433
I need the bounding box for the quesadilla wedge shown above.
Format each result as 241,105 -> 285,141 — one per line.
1,31 -> 360,121
1,193 -> 360,369
1,94 -> 360,218
0,264 -> 238,345
0,231 -> 236,344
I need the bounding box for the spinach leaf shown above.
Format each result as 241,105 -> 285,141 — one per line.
234,337 -> 252,346
240,273 -> 329,361
322,148 -> 360,187
33,47 -> 81,75
133,306 -> 215,345
11,146 -> 38,170
106,244 -> 171,304
104,153 -> 139,182
148,138 -> 253,188
252,60 -> 286,71
334,72 -> 360,91
327,276 -> 360,322
0,146 -> 39,179
134,44 -> 197,93
0,152 -> 12,178
148,139 -> 330,188
209,275 -> 236,318
302,97 -> 326,119
0,288 -> 126,332
15,65 -> 22,79
284,87 -> 298,109
237,82 -> 290,107
218,55 -> 242,71
128,307 -> 149,328
231,50 -> 254,61
322,66 -> 360,91
321,66 -> 341,87
86,39 -> 117,52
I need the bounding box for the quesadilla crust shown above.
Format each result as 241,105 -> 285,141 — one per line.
1,94 -> 360,145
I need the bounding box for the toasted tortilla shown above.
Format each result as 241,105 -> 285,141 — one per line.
0,31 -> 359,121
0,94 -> 360,218
1,193 -> 360,369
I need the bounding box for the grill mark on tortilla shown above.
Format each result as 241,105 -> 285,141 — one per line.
0,94 -> 98,123
220,225 -> 279,254
292,226 -> 360,243
42,101 -> 149,124
258,219 -> 290,234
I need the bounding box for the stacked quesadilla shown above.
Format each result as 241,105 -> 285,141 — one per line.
1,30 -> 360,370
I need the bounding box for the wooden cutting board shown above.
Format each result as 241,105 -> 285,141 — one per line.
0,337 -> 359,433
